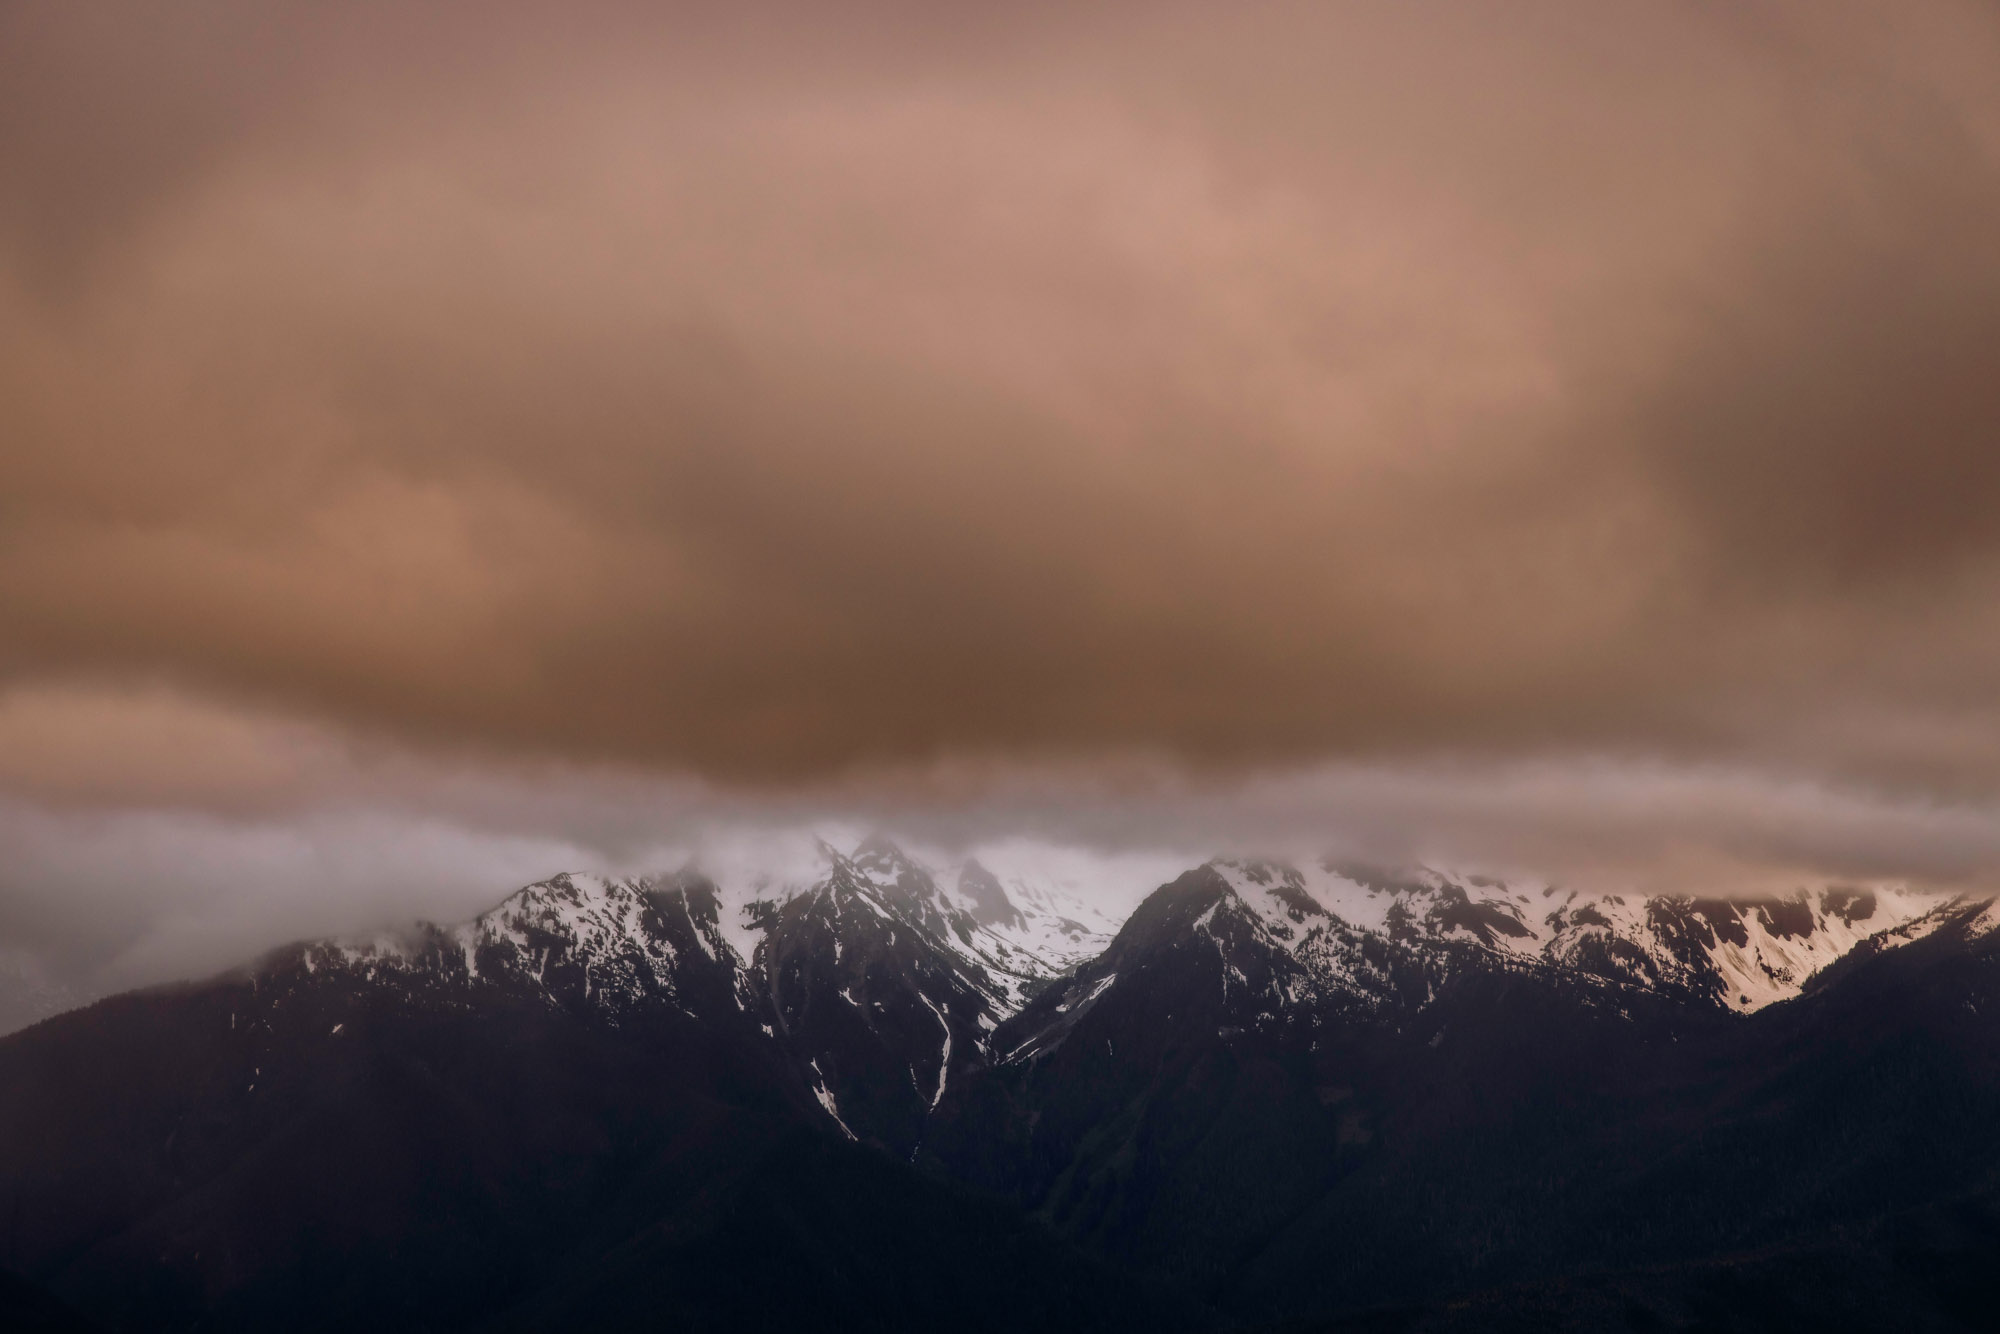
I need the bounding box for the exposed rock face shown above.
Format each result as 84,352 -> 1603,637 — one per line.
6,841 -> 1995,1333
236,849 -> 1961,1156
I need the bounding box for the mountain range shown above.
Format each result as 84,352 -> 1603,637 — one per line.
3,839 -> 1998,1332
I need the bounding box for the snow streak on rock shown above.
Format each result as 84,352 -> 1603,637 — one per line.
1209,859 -> 1942,1013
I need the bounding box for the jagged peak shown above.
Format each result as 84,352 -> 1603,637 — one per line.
956,859 -> 1026,931
850,832 -> 918,874
1144,858 -> 1954,1016
800,841 -> 944,929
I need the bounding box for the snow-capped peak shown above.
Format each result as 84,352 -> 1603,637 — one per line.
1207,857 -> 1942,1012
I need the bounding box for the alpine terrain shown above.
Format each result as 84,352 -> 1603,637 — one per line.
4,842 -> 1999,1332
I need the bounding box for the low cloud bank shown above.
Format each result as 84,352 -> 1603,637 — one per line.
4,684 -> 1996,1033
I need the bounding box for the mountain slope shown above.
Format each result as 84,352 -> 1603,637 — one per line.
748,840 -> 1012,1154
1278,897 -> 2000,1331
0,1271 -> 103,1334
924,864 -> 1726,1298
4,842 -> 1992,1332
0,838 -> 1193,1332
0,941 -> 1193,1334
1205,858 -> 1935,1013
268,840 -> 1101,1155
924,866 -> 2000,1328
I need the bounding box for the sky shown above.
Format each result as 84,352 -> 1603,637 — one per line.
6,0 -> 2000,1025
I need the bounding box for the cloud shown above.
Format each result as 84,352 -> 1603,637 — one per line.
3,0 -> 1997,787
5,2 -> 2000,1005
6,681 -> 2000,1032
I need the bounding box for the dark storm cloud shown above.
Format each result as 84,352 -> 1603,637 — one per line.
4,0 -> 2000,793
